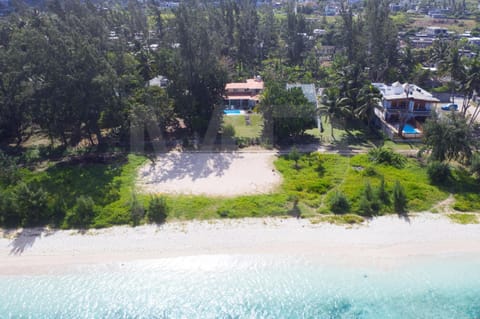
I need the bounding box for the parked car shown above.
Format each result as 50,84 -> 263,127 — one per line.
441,103 -> 458,111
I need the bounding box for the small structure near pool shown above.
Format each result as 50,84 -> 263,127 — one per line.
373,82 -> 439,140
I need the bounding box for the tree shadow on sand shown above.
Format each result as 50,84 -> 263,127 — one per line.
139,151 -> 244,184
8,227 -> 55,256
397,212 -> 411,224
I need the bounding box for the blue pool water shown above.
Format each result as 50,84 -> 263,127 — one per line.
2,254 -> 480,318
224,109 -> 242,115
403,124 -> 418,134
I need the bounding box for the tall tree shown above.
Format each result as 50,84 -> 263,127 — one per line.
235,0 -> 258,67
171,0 -> 227,137
258,4 -> 278,61
285,4 -> 307,65
0,18 -> 36,145
363,0 -> 398,81
260,83 -> 317,142
339,1 -> 364,65
422,111 -> 474,163
355,84 -> 382,129
319,88 -> 351,139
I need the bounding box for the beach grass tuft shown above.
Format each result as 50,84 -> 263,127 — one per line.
310,214 -> 365,225
447,213 -> 479,225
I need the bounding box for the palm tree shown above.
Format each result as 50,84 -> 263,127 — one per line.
429,39 -> 449,69
462,58 -> 480,126
319,88 -> 350,140
355,84 -> 382,129
440,44 -> 465,103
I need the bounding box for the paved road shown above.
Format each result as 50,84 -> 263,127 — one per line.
438,96 -> 480,123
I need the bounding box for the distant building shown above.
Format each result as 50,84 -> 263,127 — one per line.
313,29 -> 326,36
428,8 -> 450,18
324,5 -> 337,16
286,83 -> 318,107
373,82 -> 439,140
224,77 -> 264,110
409,26 -> 452,48
0,0 -> 12,15
148,75 -> 169,88
467,37 -> 480,47
425,26 -> 449,37
317,45 -> 336,61
410,37 -> 435,48
389,4 -> 402,12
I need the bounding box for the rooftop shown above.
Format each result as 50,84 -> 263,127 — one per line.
225,78 -> 264,91
372,82 -> 439,103
286,83 -> 318,105
148,75 -> 168,88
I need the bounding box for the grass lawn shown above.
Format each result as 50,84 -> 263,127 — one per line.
274,152 -> 448,215
223,114 -> 263,138
305,118 -> 421,152
164,193 -> 291,220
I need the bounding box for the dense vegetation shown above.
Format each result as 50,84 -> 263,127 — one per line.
0,152 -> 147,228
2,0 -> 480,227
3,0 -> 479,149
4,147 -> 480,228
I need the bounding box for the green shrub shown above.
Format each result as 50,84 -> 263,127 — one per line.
0,190 -> 20,227
0,151 -> 20,185
222,124 -> 236,139
130,194 -> 145,226
363,181 -> 374,202
362,166 -> 378,176
393,180 -> 407,213
358,196 -> 373,216
469,153 -> 480,178
14,182 -> 50,227
368,147 -> 407,168
377,177 -> 390,206
427,161 -> 451,185
288,147 -> 301,169
65,195 -> 95,228
218,210 -> 229,218
358,181 -> 380,216
328,191 -> 350,214
147,196 -> 169,224
453,193 -> 480,212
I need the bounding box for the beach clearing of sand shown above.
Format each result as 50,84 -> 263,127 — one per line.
136,151 -> 282,196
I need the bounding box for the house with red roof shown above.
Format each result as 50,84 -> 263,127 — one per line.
224,77 -> 264,110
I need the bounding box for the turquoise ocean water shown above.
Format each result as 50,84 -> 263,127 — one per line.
1,254 -> 480,318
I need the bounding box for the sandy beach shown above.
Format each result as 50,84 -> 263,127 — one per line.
136,151 -> 282,196
1,214 -> 480,275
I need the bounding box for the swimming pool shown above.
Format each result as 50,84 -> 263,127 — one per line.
224,109 -> 242,115
403,123 -> 419,134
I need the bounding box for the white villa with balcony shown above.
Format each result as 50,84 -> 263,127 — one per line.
373,82 -> 439,140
